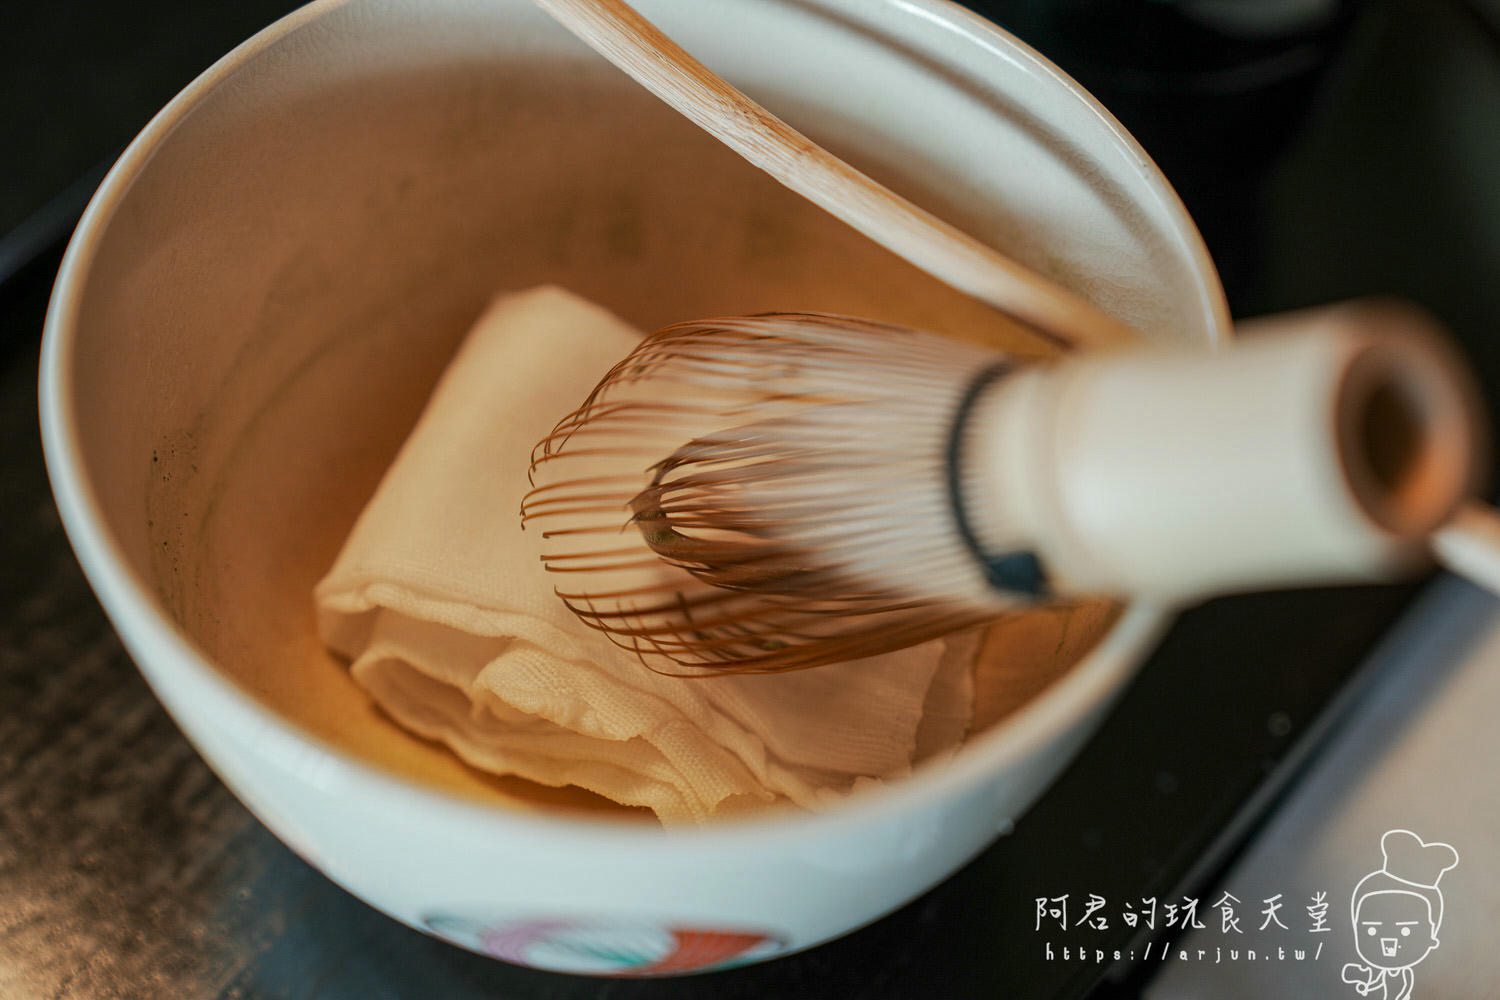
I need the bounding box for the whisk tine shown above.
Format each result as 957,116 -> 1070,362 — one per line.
521,312 -> 1019,673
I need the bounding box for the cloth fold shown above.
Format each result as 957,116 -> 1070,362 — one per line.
315,287 -> 975,825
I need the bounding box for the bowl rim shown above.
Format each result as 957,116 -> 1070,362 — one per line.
37,0 -> 1230,846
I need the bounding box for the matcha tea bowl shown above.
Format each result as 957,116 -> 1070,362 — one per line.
39,0 -> 1227,975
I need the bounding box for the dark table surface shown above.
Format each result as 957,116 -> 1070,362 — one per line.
3,0 -> 1499,997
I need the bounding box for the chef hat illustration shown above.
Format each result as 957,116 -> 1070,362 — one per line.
1380,830 -> 1459,889
1351,830 -> 1459,931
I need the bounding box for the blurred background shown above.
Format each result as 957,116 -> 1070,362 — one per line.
2,0 -> 1497,996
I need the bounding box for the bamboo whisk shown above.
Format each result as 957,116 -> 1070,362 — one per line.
522,309 -> 1487,673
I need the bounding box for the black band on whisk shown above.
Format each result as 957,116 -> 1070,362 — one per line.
945,360 -> 1049,597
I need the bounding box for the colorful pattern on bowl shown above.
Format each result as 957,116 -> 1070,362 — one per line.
423,913 -> 785,976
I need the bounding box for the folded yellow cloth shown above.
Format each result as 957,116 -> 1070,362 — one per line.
315,287 -> 976,825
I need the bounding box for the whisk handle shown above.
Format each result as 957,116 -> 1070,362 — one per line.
968,300 -> 1485,604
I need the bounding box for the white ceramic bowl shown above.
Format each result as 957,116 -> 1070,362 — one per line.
40,0 -> 1229,976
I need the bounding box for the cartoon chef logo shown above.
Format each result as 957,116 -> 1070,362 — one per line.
1340,829 -> 1458,999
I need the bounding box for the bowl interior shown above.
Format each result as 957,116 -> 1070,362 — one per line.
55,0 -> 1219,818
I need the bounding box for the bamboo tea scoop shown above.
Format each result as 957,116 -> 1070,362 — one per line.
530,0 -> 1139,353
